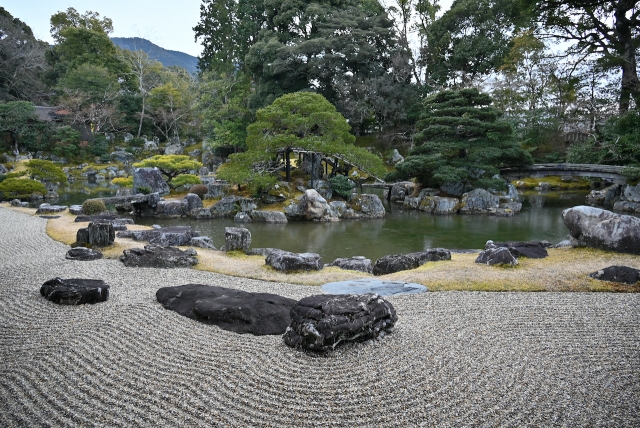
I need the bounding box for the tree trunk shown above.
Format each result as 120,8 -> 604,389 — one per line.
615,2 -> 640,113
137,97 -> 146,138
285,148 -> 291,182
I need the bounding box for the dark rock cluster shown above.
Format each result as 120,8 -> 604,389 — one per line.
283,293 -> 397,353
372,248 -> 451,275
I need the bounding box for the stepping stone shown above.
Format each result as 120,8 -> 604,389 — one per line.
321,278 -> 427,296
40,278 -> 109,305
66,247 -> 103,261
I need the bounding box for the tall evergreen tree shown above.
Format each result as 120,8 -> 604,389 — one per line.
391,88 -> 533,190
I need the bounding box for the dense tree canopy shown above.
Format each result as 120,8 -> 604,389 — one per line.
218,92 -> 386,184
391,88 -> 533,190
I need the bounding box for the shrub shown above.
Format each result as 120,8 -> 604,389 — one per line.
111,177 -> 133,187
82,199 -> 107,215
329,175 -> 355,201
189,184 -> 209,199
91,135 -> 109,158
171,174 -> 201,188
0,178 -> 47,200
26,160 -> 68,184
248,174 -> 277,197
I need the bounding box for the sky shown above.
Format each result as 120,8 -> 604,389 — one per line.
3,0 -> 205,57
4,0 -> 454,58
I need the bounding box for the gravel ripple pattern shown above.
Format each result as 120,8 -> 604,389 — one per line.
0,206 -> 639,427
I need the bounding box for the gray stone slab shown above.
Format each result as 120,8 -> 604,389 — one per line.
321,278 -> 427,296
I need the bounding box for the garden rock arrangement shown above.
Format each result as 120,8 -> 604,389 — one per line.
117,226 -> 198,246
75,222 -> 115,247
266,250 -> 323,272
65,247 -> 103,261
35,203 -> 68,214
475,245 -> 518,266
156,284 -> 298,335
321,279 -> 427,296
372,248 -> 451,275
562,206 -> 640,254
283,293 -> 398,353
326,256 -> 373,274
587,183 -> 640,214
133,167 -> 170,196
285,189 -> 339,221
588,266 -> 640,285
224,227 -> 251,252
75,213 -> 134,231
489,240 -> 548,259
120,245 -> 198,268
40,277 -> 109,305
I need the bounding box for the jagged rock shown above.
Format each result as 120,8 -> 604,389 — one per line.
475,246 -> 518,266
224,227 -> 251,252
389,181 -> 415,203
154,200 -> 183,218
321,279 -> 427,296
419,196 -> 460,214
120,245 -> 198,268
586,185 -> 621,210
234,212 -> 252,223
110,150 -> 135,164
75,214 -> 134,231
309,180 -> 332,200
164,143 -> 183,155
181,193 -> 203,215
283,293 -> 397,353
204,181 -> 229,199
588,266 -> 640,285
621,183 -> 640,202
65,247 -> 103,261
264,182 -> 295,204
562,206 -> 640,254
117,226 -> 197,246
75,222 -> 115,247
403,196 -> 421,210
460,188 -> 499,213
326,256 -> 373,274
133,167 -> 170,196
612,201 -> 640,214
189,236 -> 217,250
489,240 -> 548,259
210,196 -> 255,217
372,249 -> 451,276
35,203 -> 67,214
266,250 -> 323,272
157,284 -> 298,335
344,194 -> 385,219
250,210 -> 288,223
40,278 -> 109,305
284,189 -> 338,222
9,199 -> 23,207
69,205 -> 83,215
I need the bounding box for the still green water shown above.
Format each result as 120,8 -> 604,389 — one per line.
48,183 -> 590,261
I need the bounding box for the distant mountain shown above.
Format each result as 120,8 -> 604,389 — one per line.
111,37 -> 199,75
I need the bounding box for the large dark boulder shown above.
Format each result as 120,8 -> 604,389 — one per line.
588,266 -> 640,285
156,284 -> 298,335
224,227 -> 251,252
117,226 -> 197,246
373,248 -> 451,275
475,246 -> 518,266
65,247 -> 103,261
266,250 -> 323,272
120,245 -> 198,268
562,206 -> 640,254
75,222 -> 115,247
283,293 -> 398,353
40,278 -> 109,305
490,241 -> 548,259
326,256 -> 373,274
133,167 -> 169,195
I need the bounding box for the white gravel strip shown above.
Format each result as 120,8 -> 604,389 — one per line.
0,206 -> 639,427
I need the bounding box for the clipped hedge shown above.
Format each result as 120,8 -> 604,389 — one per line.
0,178 -> 47,200
82,199 -> 107,215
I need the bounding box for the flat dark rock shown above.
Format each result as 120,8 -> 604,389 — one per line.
266,250 -> 323,272
588,266 -> 640,285
373,248 -> 451,276
491,241 -> 548,259
66,247 -> 103,261
156,284 -> 298,335
120,245 -> 198,268
38,215 -> 60,219
283,293 -> 398,353
117,226 -> 197,246
321,279 -> 427,296
326,256 -> 373,274
40,277 -> 109,305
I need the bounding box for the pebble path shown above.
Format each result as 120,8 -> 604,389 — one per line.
0,206 -> 639,427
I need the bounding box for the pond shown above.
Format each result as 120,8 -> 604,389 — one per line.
47,183 -> 593,261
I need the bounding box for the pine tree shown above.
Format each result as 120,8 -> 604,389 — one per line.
391,88 -> 533,190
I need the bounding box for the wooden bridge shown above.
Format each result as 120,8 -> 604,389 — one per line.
500,163 -> 628,184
